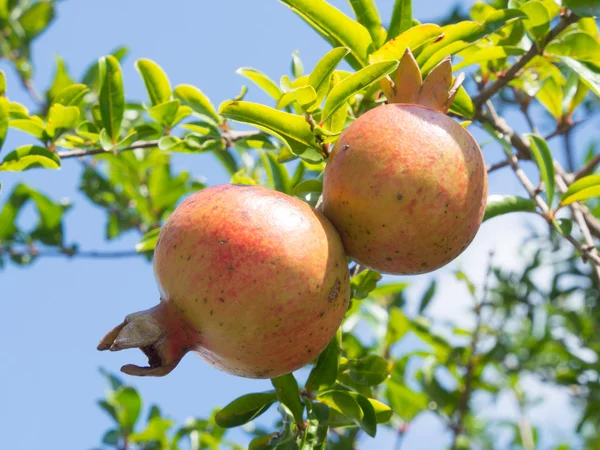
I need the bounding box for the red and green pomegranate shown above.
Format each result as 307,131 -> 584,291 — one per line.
322,51 -> 488,275
99,184 -> 350,379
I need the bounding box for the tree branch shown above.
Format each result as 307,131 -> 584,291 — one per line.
476,107 -> 600,268
1,246 -> 141,260
473,12 -> 578,109
56,130 -> 263,160
572,153 -> 600,181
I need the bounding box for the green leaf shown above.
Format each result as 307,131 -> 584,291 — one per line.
321,60 -> 398,121
82,46 -> 129,92
10,118 -> 46,139
174,84 -> 222,124
111,386 -> 142,433
18,1 -> 55,40
52,84 -> 89,106
369,398 -> 393,424
556,218 -> 573,235
386,307 -> 410,348
76,121 -> 100,141
564,0 -> 600,17
136,228 -> 161,252
560,174 -> 600,206
215,391 -> 277,428
280,0 -> 373,69
147,99 -> 180,128
520,1 -> 550,40
277,85 -> 318,110
135,59 -> 172,106
385,381 -> 428,420
559,57 -> 600,97
237,67 -> 283,102
130,417 -> 173,445
293,178 -> 323,197
346,354 -> 390,386
0,145 -> 60,171
47,57 -> 74,104
291,50 -> 304,78
348,0 -> 387,48
351,269 -> 382,300
219,100 -> 316,156
46,104 -> 79,137
0,70 -> 6,96
353,394 -> 377,437
0,97 -> 8,152
481,8 -> 528,35
98,55 -> 125,144
388,0 -> 412,40
453,46 -> 526,71
317,390 -> 363,424
308,47 -> 350,108
271,374 -> 305,425
528,134 -> 555,207
418,280 -> 436,314
483,195 -> 537,221
306,329 -> 341,392
370,24 -> 444,63
448,86 -> 475,118
547,31 -> 600,62
535,76 -> 564,118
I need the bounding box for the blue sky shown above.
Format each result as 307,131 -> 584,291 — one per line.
0,1 -> 595,449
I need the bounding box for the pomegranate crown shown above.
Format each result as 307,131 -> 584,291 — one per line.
383,48 -> 465,114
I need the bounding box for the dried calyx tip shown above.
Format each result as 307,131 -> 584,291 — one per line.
97,304 -> 198,377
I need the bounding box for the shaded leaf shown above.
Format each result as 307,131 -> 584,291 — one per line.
306,329 -> 341,392
136,228 -> 161,252
483,195 -> 537,221
388,0 -> 412,40
98,55 -> 125,144
528,134 -> 555,207
215,391 -> 277,428
271,374 -> 304,425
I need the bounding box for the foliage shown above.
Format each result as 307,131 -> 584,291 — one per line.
1,0 -> 600,449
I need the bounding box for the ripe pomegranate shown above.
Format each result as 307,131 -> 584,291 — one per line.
322,52 -> 487,275
99,184 -> 350,379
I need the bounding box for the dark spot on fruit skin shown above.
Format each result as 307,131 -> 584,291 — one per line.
328,278 -> 341,302
219,240 -> 227,245
220,322 -> 223,327
319,312 -> 325,318
387,257 -> 393,262
210,310 -> 214,315
342,144 -> 350,151
228,264 -> 234,270
308,349 -> 312,354
203,298 -> 208,304
187,255 -> 192,261
219,298 -> 225,303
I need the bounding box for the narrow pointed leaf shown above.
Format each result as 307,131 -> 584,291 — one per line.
369,24 -> 444,63
483,195 -> 537,221
559,57 -> 600,97
174,84 -> 221,124
135,59 -> 172,106
308,47 -> 350,108
0,145 -> 60,171
306,329 -> 341,392
528,134 -> 555,207
348,0 -> 387,48
237,67 -> 284,102
215,391 -> 277,428
136,228 -> 161,252
560,174 -> 600,206
52,84 -> 89,106
0,71 -> 5,96
322,60 -> 399,122
453,46 -> 526,71
98,56 -> 125,144
388,0 -> 412,40
417,22 -> 483,67
271,374 -> 304,425
220,100 -> 315,155
280,0 -> 373,69
0,97 -> 8,152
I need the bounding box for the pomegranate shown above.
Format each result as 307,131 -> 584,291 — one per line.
99,184 -> 350,379
322,51 -> 487,275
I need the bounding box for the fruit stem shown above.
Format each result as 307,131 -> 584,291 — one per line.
98,302 -> 201,377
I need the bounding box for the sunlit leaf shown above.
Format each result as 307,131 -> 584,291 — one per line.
369,24 -> 444,63
98,56 -> 125,144
388,0 -> 412,40
0,145 -> 60,171
560,174 -> 600,206
135,59 -> 172,106
483,195 -> 537,221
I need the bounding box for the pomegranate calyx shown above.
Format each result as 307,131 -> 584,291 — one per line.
98,303 -> 200,377
384,48 -> 465,114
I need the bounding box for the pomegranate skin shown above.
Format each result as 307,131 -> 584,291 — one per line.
150,184 -> 350,378
322,104 -> 487,275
